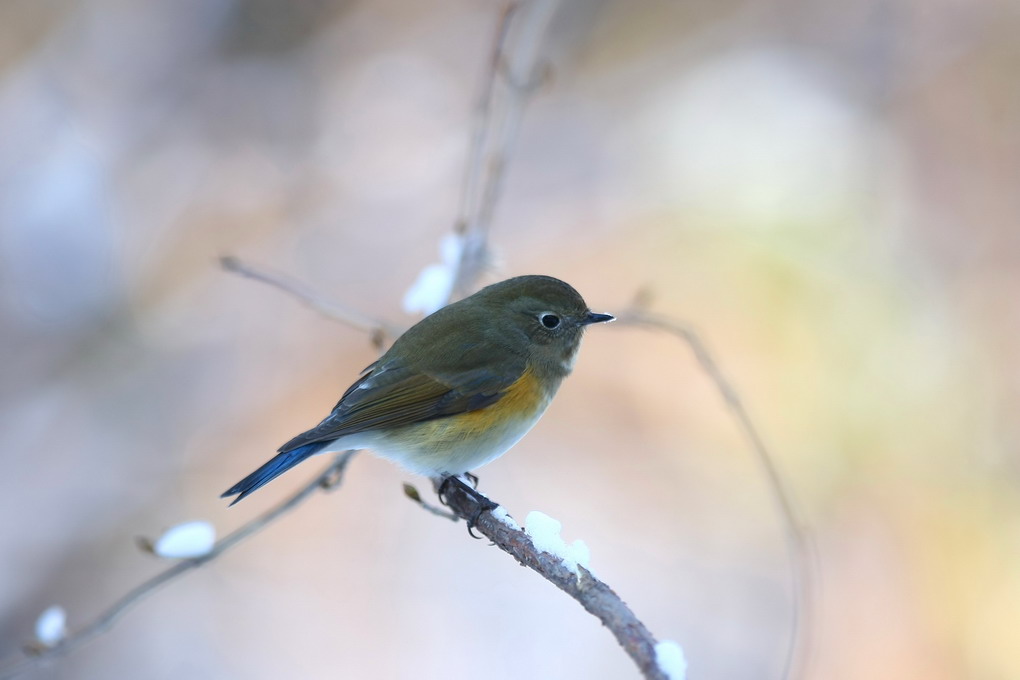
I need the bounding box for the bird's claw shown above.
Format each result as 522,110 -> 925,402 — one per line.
435,474 -> 497,538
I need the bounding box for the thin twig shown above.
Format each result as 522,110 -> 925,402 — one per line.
0,451 -> 359,680
618,306 -> 814,680
450,0 -> 559,300
220,256 -> 397,348
402,483 -> 458,521
220,2 -> 558,314
435,482 -> 671,680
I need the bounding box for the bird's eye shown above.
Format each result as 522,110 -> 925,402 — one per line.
540,313 -> 561,329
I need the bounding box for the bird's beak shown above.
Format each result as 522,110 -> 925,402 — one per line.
581,311 -> 615,325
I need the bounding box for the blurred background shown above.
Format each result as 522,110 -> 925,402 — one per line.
1,0 -> 1017,678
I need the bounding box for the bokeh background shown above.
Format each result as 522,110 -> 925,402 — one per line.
1,0 -> 1017,678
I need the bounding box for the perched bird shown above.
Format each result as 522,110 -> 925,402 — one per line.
222,275 -> 613,505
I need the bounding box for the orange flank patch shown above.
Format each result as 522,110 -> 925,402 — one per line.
370,363 -> 555,474
401,366 -> 546,450
454,364 -> 548,433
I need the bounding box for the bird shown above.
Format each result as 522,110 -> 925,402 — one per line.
221,275 -> 613,506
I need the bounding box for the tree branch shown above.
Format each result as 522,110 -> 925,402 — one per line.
0,451 -> 359,680
434,481 -> 673,680
219,1 -> 558,320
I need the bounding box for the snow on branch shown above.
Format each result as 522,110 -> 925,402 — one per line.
429,480 -> 682,680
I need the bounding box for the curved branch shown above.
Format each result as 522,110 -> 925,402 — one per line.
0,451 -> 359,680
618,307 -> 814,680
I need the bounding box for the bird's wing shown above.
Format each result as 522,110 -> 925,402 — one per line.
276,358 -> 525,453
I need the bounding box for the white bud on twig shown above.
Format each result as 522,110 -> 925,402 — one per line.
403,234 -> 465,315
153,521 -> 216,559
34,606 -> 67,647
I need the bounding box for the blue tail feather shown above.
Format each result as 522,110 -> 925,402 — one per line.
221,442 -> 327,505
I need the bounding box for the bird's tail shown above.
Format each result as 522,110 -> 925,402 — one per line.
221,442 -> 326,505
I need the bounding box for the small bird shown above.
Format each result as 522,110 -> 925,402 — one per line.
222,275 -> 613,505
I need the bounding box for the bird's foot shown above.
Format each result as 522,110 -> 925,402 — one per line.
435,474 -> 497,539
